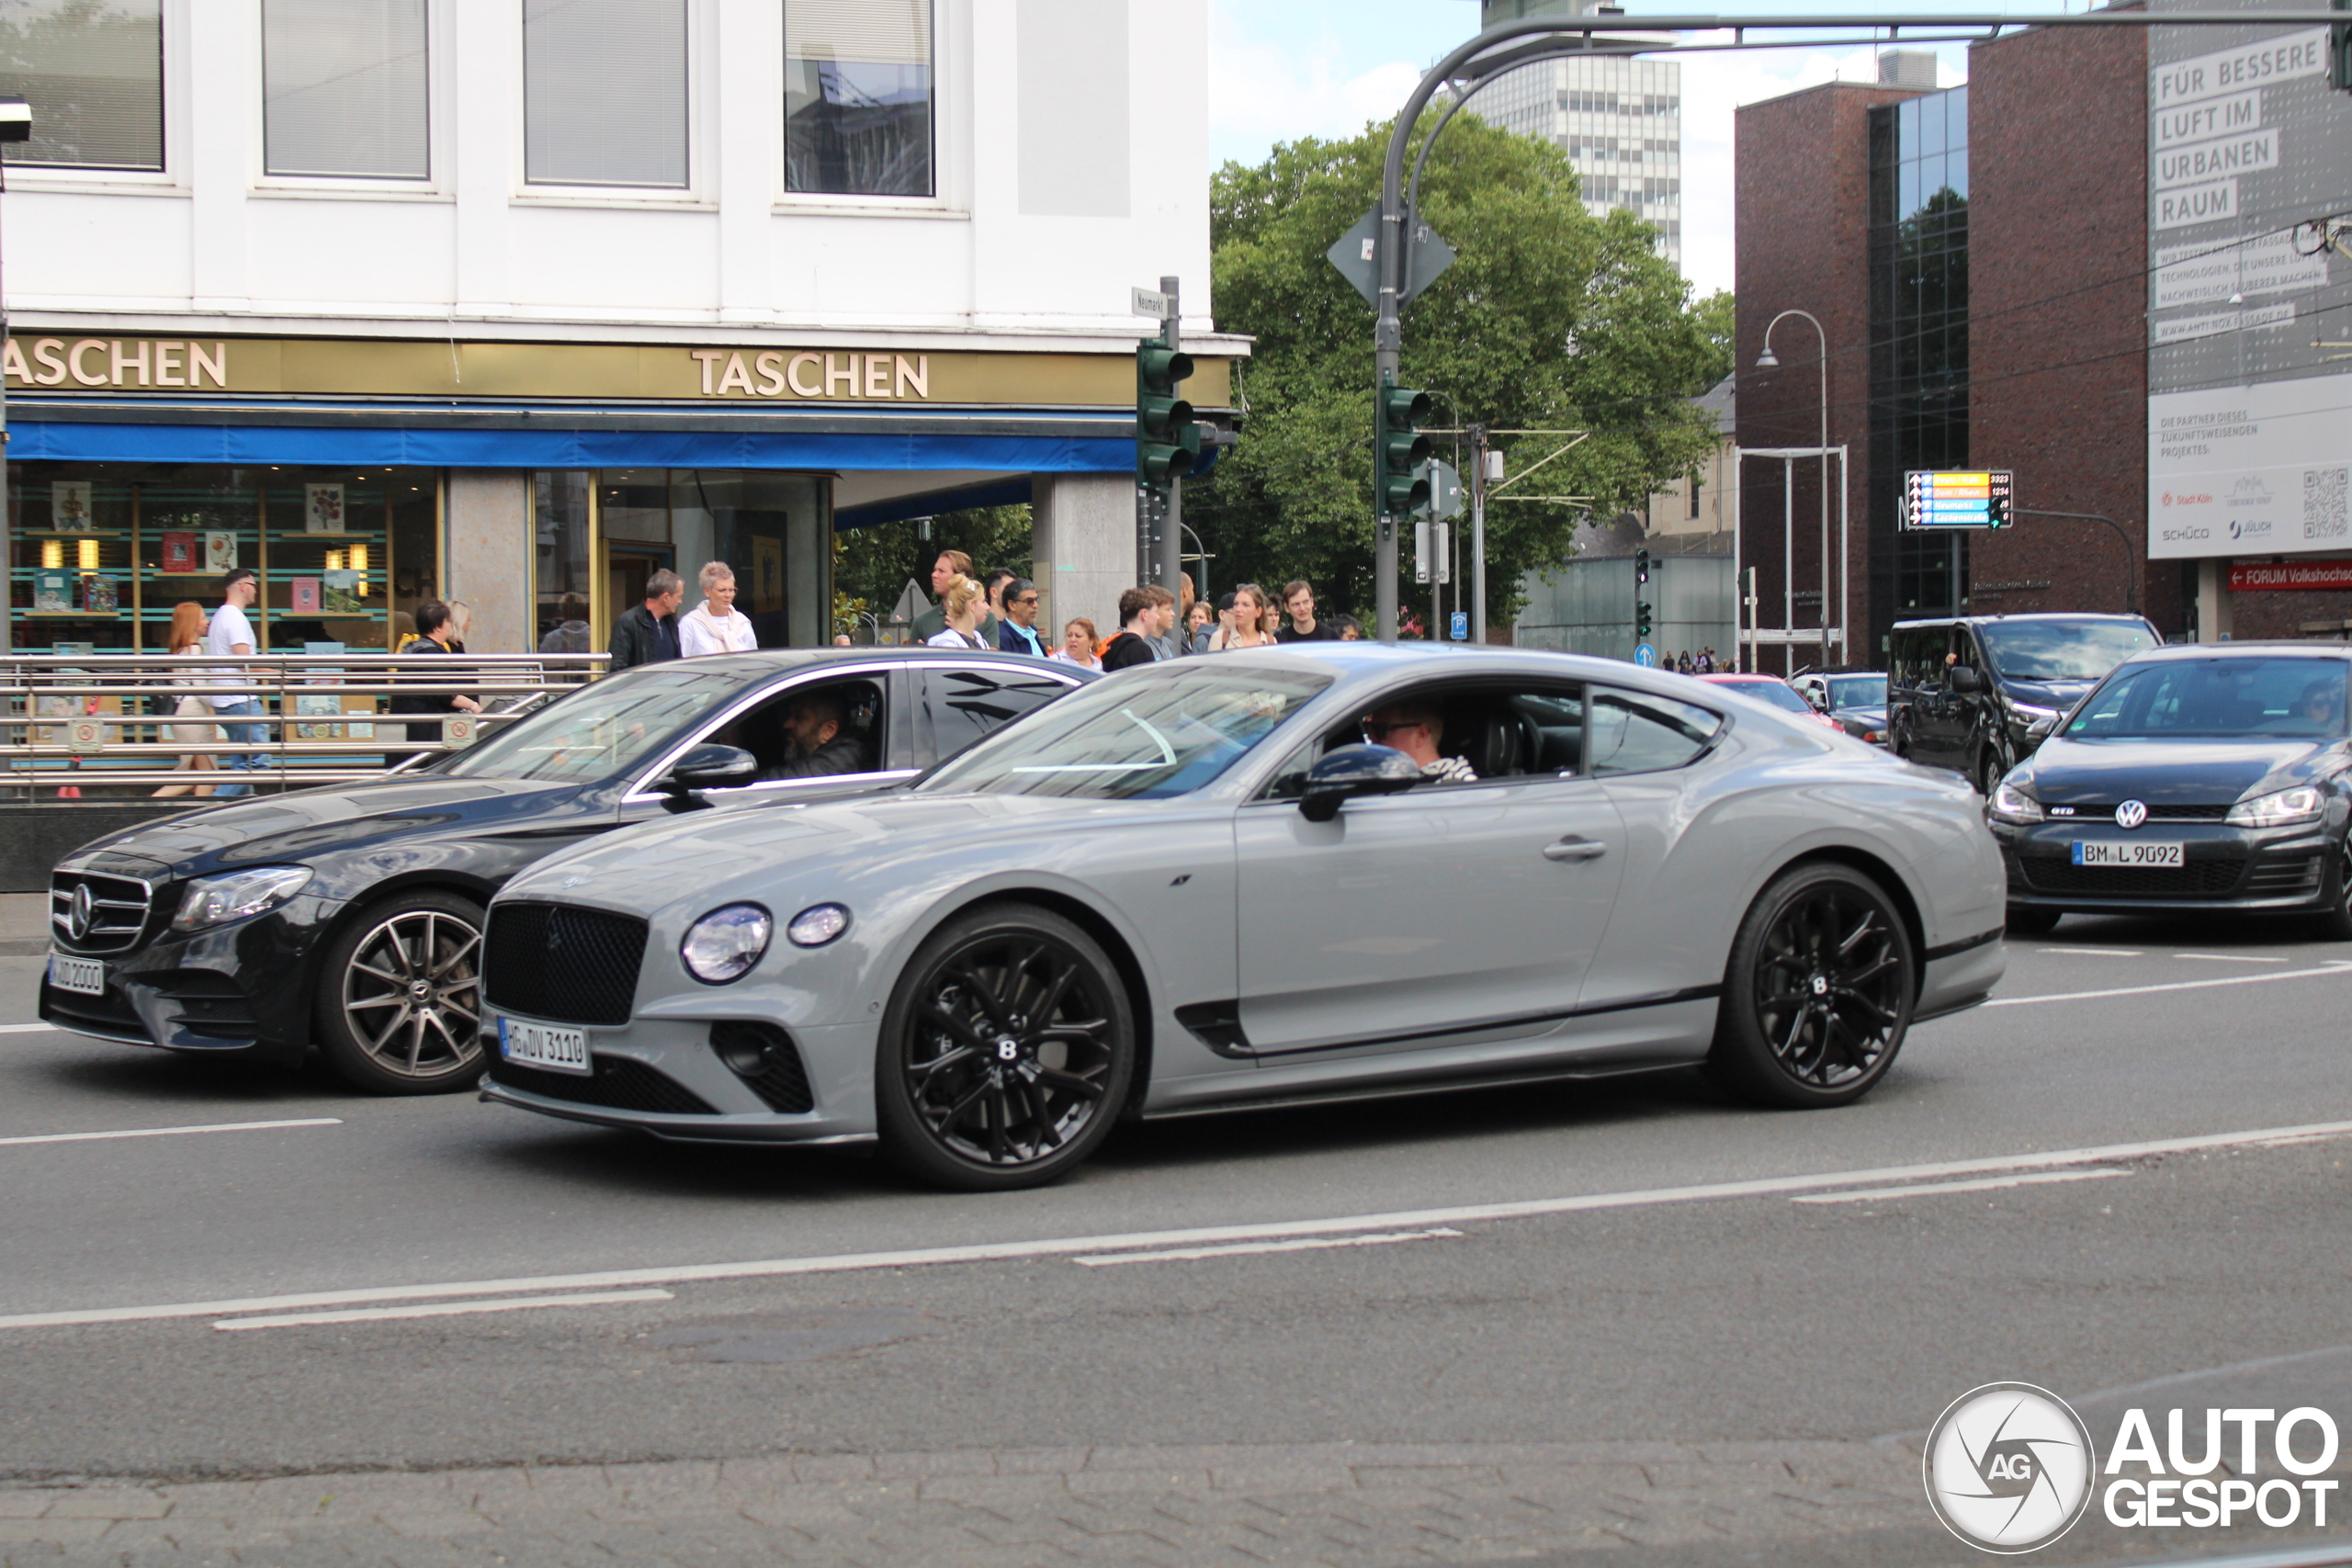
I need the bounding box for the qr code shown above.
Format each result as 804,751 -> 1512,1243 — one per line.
2305,468 -> 2349,539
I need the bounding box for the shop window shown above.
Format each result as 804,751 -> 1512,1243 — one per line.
786,0 -> 932,197
594,469 -> 830,649
534,471 -> 592,654
263,0 -> 428,180
523,0 -> 686,189
0,0 -> 164,171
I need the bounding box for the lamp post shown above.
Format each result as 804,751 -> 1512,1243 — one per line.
2013,507 -> 2138,616
1756,310 -> 1828,675
0,97 -> 31,658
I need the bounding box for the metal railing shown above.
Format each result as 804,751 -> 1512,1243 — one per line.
0,652 -> 607,800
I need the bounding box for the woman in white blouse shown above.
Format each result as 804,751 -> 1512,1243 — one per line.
925,574 -> 990,649
678,561 -> 759,657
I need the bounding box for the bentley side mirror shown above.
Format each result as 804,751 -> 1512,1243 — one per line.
659,742 -> 758,812
1298,744 -> 1424,823
1949,666 -> 1983,694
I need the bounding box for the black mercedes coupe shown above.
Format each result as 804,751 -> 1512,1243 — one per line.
40,649 -> 1091,1093
1986,642 -> 2352,936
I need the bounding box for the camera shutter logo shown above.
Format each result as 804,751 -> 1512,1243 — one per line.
1923,1382 -> 2095,1553
2114,800 -> 2148,830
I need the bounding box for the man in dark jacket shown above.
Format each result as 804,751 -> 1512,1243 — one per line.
763,691 -> 872,780
608,570 -> 684,671
1100,586 -> 1170,671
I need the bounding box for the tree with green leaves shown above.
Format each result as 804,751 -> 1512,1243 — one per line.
1191,110 -> 1733,627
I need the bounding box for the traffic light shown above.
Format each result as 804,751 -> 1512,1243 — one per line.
1636,601 -> 1653,640
2333,0 -> 2351,92
1374,374 -> 1433,516
1635,548 -> 1650,585
1136,333 -> 1198,487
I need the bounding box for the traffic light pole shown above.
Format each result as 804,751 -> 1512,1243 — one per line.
1159,276 -> 1185,611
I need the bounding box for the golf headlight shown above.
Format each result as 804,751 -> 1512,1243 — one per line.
786,903 -> 851,948
1988,782 -> 2043,824
171,865 -> 312,932
681,903 -> 772,984
2227,784 -> 2325,828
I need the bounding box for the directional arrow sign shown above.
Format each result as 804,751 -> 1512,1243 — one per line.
1326,208 -> 1457,309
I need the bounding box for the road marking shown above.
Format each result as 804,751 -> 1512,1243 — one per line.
0,1022 -> 60,1033
2173,953 -> 2289,964
2040,947 -> 2143,957
0,1117 -> 342,1149
5,1119 -> 2350,1333
212,1290 -> 673,1332
1792,1168 -> 2130,1204
1074,1229 -> 1462,1267
1985,961 -> 2352,1007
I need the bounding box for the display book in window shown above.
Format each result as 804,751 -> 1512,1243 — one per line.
31,570 -> 73,613
79,574 -> 118,615
159,532 -> 198,574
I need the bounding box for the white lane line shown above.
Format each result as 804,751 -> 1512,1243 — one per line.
0,1117 -> 342,1149
7,1119 -> 2352,1333
1792,1168 -> 2131,1204
2173,953 -> 2290,964
0,1021 -> 62,1033
1986,962 -> 2352,1007
2039,947 -> 2143,957
1074,1229 -> 1462,1268
214,1290 -> 673,1332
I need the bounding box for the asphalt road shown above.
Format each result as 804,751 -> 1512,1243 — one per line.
4,912 -> 2351,1567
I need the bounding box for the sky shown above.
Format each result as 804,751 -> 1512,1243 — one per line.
1204,0 -> 2077,299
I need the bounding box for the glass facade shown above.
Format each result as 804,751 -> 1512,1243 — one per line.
6,463 -> 438,653
1868,86 -> 1970,641
0,0 -> 164,171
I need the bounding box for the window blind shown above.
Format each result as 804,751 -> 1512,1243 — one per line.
0,0 -> 163,170
263,0 -> 427,179
524,0 -> 687,189
786,0 -> 929,66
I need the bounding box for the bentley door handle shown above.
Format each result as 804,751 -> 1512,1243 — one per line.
1543,838 -> 1608,863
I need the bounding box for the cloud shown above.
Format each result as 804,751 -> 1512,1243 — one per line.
1204,1 -> 1437,166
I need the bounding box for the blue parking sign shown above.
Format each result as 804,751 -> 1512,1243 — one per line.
1449,611 -> 1469,642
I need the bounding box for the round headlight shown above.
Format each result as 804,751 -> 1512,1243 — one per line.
681,904 -> 771,985
786,903 -> 851,948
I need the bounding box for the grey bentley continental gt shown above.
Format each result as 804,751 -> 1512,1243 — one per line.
477,645 -> 2007,1189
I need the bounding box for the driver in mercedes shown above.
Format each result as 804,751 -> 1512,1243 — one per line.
761,691 -> 871,781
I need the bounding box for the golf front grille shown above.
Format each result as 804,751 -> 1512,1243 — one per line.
482,902 -> 648,1026
484,1053 -> 717,1116
2018,857 -> 2245,897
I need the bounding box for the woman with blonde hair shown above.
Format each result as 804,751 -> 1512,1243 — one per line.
679,560 -> 759,656
1204,583 -> 1278,652
152,601 -> 220,798
926,574 -> 990,650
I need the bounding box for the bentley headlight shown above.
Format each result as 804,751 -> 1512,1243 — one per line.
786,903 -> 851,948
681,903 -> 772,984
2227,784 -> 2325,828
170,865 -> 313,932
1988,782 -> 2044,824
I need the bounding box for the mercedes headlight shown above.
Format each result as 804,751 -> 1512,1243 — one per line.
171,865 -> 313,932
2227,784 -> 2325,828
681,903 -> 772,985
1988,782 -> 2044,824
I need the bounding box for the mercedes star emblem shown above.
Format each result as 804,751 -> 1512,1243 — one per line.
67,884 -> 92,941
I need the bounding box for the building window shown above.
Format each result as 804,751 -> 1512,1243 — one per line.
263,0 -> 427,180
524,0 -> 687,189
1689,479 -> 1702,521
786,0 -> 933,197
0,0 -> 163,171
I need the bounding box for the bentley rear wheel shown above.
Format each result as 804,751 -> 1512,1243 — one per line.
313,890 -> 486,1095
1707,863 -> 1915,1109
876,902 -> 1135,1191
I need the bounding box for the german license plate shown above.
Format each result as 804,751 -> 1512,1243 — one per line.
2073,840 -> 2185,868
47,952 -> 103,995
497,1017 -> 589,1074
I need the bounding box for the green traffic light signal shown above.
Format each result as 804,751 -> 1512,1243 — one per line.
1374,378 -> 1433,516
1636,600 -> 1653,639
1136,337 -> 1198,486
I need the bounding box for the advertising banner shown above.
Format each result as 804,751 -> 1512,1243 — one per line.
2147,2 -> 2352,559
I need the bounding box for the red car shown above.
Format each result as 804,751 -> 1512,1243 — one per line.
1698,673 -> 1847,731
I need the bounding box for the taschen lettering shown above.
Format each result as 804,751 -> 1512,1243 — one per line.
0,338 -> 229,389
692,348 -> 933,402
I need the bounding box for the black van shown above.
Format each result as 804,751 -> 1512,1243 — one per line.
1887,613 -> 2161,793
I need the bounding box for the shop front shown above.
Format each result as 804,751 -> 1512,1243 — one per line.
2,333 -> 1228,656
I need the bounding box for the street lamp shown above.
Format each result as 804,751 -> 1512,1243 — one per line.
0,96 -> 30,659
1757,309 -> 1828,675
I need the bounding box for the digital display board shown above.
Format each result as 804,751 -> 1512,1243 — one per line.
1903,470 -> 2015,530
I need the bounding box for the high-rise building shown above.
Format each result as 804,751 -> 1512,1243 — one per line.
1472,0 -> 1683,266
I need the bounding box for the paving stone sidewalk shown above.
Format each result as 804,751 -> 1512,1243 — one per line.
0,1439 -> 1951,1568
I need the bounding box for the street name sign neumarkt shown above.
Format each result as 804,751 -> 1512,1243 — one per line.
1904,469 -> 2017,530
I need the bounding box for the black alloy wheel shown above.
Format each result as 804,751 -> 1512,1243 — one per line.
876,902 -> 1135,1190
312,889 -> 486,1095
1707,863 -> 1916,1109
1975,735 -> 2013,797
2005,903 -> 2063,937
2317,826 -> 2352,942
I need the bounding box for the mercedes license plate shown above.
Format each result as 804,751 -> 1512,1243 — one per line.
46,952 -> 103,995
498,1017 -> 590,1074
2073,840 -> 2185,868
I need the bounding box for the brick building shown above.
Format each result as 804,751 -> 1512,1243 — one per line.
1734,17 -> 2346,670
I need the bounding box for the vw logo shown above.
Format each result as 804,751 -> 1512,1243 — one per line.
2114,800 -> 2148,830
1923,1382 -> 2096,1553
67,884 -> 93,941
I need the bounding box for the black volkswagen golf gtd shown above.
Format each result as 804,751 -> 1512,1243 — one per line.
1986,643 -> 2352,936
39,650 -> 1089,1093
